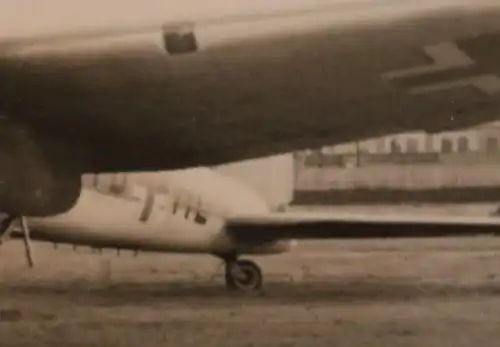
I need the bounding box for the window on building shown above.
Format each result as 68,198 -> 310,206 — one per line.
405,138 -> 418,153
390,139 -> 401,154
317,150 -> 326,168
457,136 -> 470,153
376,138 -> 385,153
305,149 -> 325,168
486,137 -> 499,152
424,135 -> 434,153
363,142 -> 373,154
441,138 -> 453,153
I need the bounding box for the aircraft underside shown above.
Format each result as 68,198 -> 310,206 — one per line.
1,1 -> 500,173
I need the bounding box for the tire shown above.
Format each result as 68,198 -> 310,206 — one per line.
224,259 -> 263,291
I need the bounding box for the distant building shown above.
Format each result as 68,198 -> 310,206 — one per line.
302,121 -> 500,166
295,121 -> 500,191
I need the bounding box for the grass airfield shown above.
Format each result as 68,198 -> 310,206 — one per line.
2,204 -> 500,346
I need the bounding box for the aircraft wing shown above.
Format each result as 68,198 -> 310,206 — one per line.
2,1 -> 500,172
226,212 -> 500,242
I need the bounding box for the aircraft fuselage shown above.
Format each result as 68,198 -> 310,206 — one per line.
24,169 -> 295,255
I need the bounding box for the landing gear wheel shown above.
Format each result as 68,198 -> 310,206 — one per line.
225,259 -> 263,291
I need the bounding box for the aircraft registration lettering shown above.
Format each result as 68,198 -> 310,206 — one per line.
139,188 -> 155,223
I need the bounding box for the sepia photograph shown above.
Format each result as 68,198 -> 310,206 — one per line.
1,0 -> 500,346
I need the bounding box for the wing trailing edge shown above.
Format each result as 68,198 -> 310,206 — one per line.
226,212 -> 500,241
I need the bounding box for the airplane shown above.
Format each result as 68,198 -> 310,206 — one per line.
2,0 -> 500,291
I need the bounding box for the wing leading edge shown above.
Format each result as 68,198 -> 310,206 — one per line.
226,212 -> 500,242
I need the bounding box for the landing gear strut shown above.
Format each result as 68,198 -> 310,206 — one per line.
221,255 -> 263,291
0,215 -> 34,267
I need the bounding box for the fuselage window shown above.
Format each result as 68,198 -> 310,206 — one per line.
92,174 -> 116,194
81,174 -> 96,188
109,174 -> 127,195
